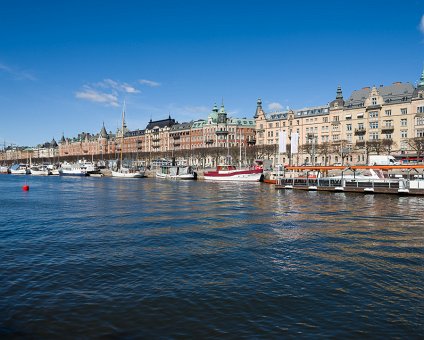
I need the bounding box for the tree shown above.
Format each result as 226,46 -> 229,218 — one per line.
317,142 -> 332,166
407,137 -> 424,161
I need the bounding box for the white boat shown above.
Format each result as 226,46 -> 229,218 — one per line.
204,165 -> 263,182
0,165 -> 8,174
9,163 -> 29,175
111,167 -> 145,178
156,165 -> 197,180
29,165 -> 49,176
47,164 -> 60,176
111,101 -> 145,179
59,161 -> 88,176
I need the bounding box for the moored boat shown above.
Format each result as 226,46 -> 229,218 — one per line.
9,163 -> 29,175
111,167 -> 145,178
204,165 -> 263,182
29,164 -> 50,176
156,165 -> 197,180
59,161 -> 88,176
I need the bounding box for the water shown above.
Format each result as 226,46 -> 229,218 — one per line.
0,175 -> 423,338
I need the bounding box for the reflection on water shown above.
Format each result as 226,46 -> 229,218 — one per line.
0,175 -> 423,337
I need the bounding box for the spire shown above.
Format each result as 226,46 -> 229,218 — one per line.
254,98 -> 262,119
418,66 -> 424,87
100,122 -> 108,138
336,85 -> 343,99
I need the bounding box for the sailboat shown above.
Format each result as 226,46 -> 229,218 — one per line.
111,101 -> 145,178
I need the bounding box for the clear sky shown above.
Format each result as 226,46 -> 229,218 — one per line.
1,0 -> 423,147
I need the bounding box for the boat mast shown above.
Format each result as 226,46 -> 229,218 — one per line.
120,100 -> 126,168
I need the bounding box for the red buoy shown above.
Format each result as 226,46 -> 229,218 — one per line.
22,185 -> 29,191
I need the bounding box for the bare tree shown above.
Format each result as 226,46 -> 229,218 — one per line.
407,137 -> 424,161
317,142 -> 332,166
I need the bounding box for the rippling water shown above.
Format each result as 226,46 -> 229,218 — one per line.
0,175 -> 423,338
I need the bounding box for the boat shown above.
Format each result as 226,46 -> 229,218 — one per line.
0,165 -> 8,174
111,101 -> 145,179
111,166 -> 144,178
9,163 -> 29,175
29,164 -> 49,176
156,165 -> 197,180
59,161 -> 88,176
204,164 -> 263,182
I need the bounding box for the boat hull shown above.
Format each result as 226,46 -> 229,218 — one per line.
204,169 -> 263,182
111,170 -> 145,178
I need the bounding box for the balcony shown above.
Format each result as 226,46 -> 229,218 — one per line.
152,138 -> 160,142
216,130 -> 228,135
381,126 -> 394,133
205,139 -> 214,144
331,120 -> 340,125
416,111 -> 424,117
354,128 -> 366,135
355,141 -> 365,148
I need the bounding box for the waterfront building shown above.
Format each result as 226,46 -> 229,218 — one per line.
255,68 -> 424,166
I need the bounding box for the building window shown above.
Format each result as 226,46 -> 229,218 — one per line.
401,108 -> 407,115
417,129 -> 424,138
372,97 -> 377,105
417,117 -> 424,125
369,122 -> 378,129
269,123 -> 273,128
401,130 -> 408,138
385,134 -> 392,139
418,106 -> 424,114
369,111 -> 378,119
357,113 -> 364,119
323,117 -> 328,123
401,119 -> 407,127
385,110 -> 391,116
346,124 -> 352,131
370,132 -> 379,140
347,133 -> 352,142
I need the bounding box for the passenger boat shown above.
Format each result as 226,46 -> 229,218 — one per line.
9,163 -> 29,175
156,165 -> 197,180
276,165 -> 424,195
29,165 -> 50,176
204,165 -> 263,182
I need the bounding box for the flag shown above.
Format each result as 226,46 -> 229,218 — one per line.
291,132 -> 299,154
279,131 -> 286,154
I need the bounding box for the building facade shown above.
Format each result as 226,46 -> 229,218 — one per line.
255,69 -> 424,166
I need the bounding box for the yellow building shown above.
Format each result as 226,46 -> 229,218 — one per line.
255,69 -> 424,166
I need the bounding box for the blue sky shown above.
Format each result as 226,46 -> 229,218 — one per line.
0,0 -> 423,147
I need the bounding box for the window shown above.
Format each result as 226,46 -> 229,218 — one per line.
333,116 -> 339,122
358,123 -> 364,130
268,123 -> 273,128
369,122 -> 378,129
370,132 -> 379,140
357,113 -> 364,119
323,117 -> 328,123
385,110 -> 391,116
383,120 -> 392,127
345,114 -> 352,120
347,133 -> 352,142
401,130 -> 408,138
372,97 -> 377,105
401,119 -> 407,127
401,108 -> 407,115
417,129 -> 424,138
417,117 -> 424,125
369,111 -> 378,119
347,124 -> 352,131
418,106 -> 424,114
